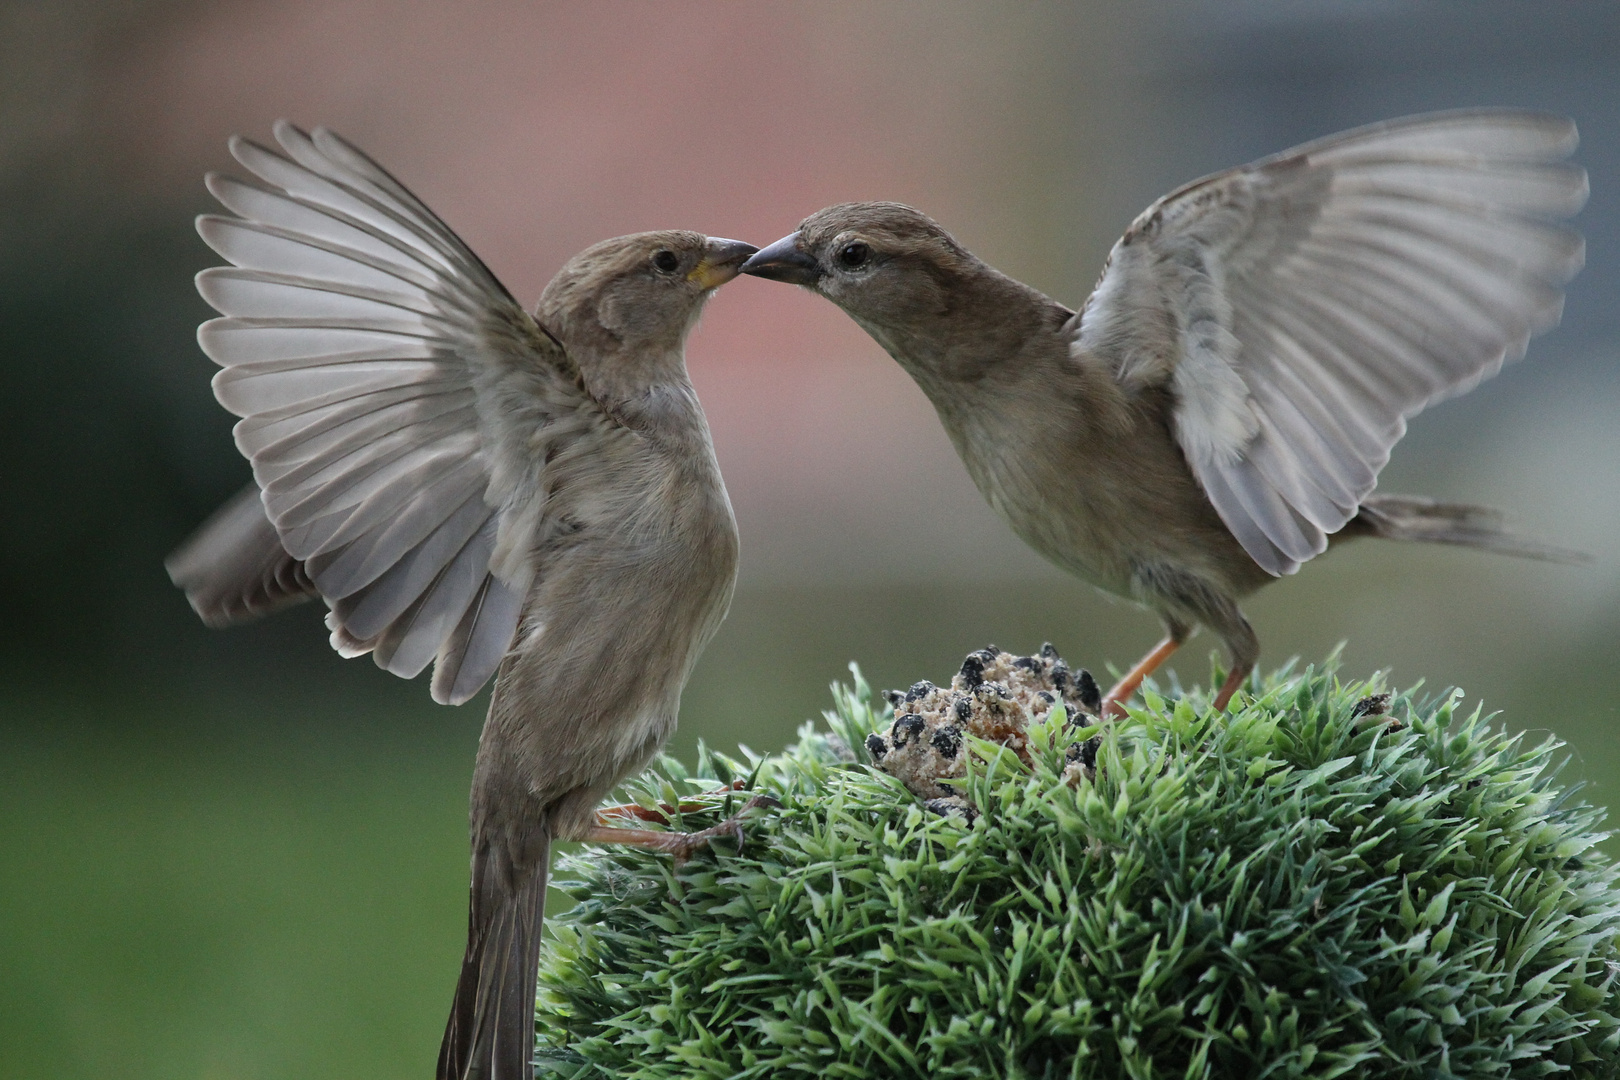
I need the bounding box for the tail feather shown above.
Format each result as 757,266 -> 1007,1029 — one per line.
166,482 -> 318,626
438,832 -> 551,1080
1352,494 -> 1589,564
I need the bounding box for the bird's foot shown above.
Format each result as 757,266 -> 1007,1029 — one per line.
583,792 -> 779,865
593,780 -> 747,824
1210,664 -> 1253,712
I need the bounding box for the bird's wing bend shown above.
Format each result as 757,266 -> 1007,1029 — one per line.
1076,109 -> 1586,575
195,120 -> 606,704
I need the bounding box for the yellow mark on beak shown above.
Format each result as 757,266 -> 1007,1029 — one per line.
686,259 -> 739,290
685,240 -> 758,290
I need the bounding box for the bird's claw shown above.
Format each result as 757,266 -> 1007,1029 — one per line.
595,779 -> 748,825
669,792 -> 779,865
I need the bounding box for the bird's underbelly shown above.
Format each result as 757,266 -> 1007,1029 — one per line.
481,518 -> 736,821
988,479 -> 1142,595
959,424 -> 1266,602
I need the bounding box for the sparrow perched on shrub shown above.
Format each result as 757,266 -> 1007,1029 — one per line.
742,109 -> 1586,714
168,122 -> 758,1080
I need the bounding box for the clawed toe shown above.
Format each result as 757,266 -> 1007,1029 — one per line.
583,791 -> 779,864
669,793 -> 780,864
594,780 -> 749,826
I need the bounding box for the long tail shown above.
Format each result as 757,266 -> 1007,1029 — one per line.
1349,494 -> 1588,564
165,482 -> 317,626
437,830 -> 551,1080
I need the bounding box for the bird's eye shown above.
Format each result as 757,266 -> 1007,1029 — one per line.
652,250 -> 680,274
837,242 -> 870,269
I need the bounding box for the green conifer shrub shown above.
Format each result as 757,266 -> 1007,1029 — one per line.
534,663 -> 1620,1078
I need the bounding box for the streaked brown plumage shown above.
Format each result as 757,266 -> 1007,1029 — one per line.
742,109 -> 1587,713
167,122 -> 756,1080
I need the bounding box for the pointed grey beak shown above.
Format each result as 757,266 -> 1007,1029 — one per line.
689,237 -> 760,289
739,232 -> 822,286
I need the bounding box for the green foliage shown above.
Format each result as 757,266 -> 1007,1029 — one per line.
534,663 -> 1620,1078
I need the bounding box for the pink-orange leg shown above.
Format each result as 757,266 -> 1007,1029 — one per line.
1211,664 -> 1253,712
1100,635 -> 1182,718
592,780 -> 747,824
583,791 -> 777,865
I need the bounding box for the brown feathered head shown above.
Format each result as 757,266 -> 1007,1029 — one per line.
740,202 -> 980,327
540,231 -> 757,357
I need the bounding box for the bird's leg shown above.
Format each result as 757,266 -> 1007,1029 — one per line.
1204,605 -> 1259,713
1100,635 -> 1183,718
1211,664 -> 1253,711
592,780 -> 747,824
582,793 -> 779,865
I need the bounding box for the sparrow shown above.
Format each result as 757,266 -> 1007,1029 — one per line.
167,121 -> 759,1080
741,109 -> 1587,715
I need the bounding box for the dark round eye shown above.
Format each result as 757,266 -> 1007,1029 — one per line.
837,241 -> 870,269
652,250 -> 680,274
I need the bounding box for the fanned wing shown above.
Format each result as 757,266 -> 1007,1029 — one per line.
194,120 -> 598,704
1076,109 -> 1586,575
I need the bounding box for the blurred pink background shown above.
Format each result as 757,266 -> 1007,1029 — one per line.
29,1 -> 1166,587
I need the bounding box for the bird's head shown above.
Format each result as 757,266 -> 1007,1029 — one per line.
540,231 -> 757,357
739,203 -> 973,330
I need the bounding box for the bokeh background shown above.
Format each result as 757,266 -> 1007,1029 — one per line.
2,2 -> 1617,1077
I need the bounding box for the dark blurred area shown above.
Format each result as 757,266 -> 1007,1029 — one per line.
2,3 -> 1617,1078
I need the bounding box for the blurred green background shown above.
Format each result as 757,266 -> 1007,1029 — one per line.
2,2 -> 1618,1078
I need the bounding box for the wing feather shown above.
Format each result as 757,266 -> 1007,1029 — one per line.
272,435 -> 478,552
243,392 -> 477,468
228,135 -> 474,284
205,174 -> 451,282
197,266 -> 441,321
196,216 -> 444,298
369,515 -> 497,679
433,575 -> 524,707
194,120 -> 605,702
235,385 -> 473,454
325,491 -> 492,641
1080,110 -> 1585,573
310,459 -> 490,597
214,363 -> 456,419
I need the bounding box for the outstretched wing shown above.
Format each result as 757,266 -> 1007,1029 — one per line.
1076,109 -> 1586,575
195,120 -> 605,704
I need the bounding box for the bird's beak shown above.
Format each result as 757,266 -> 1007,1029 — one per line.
739,232 -> 822,286
688,238 -> 760,290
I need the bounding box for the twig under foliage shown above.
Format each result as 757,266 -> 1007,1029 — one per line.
535,662 -> 1620,1078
